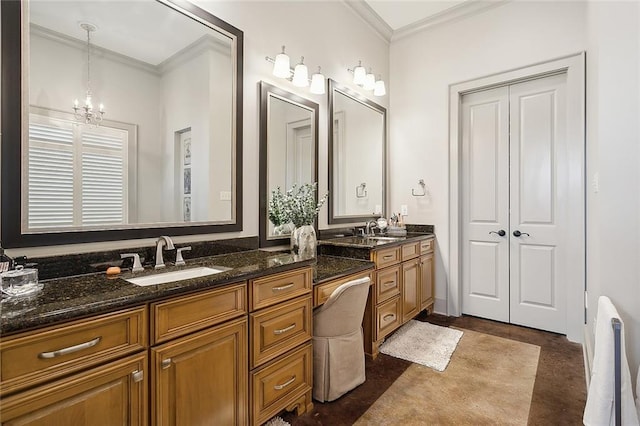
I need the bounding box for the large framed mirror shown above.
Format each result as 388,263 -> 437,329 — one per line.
1,0 -> 243,248
328,79 -> 386,224
259,82 -> 318,247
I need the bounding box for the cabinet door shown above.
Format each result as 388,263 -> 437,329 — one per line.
0,353 -> 147,425
401,259 -> 420,322
420,254 -> 435,311
152,317 -> 248,426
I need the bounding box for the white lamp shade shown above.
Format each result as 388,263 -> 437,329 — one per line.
353,65 -> 366,86
363,72 -> 376,90
292,63 -> 309,87
273,52 -> 291,78
374,79 -> 386,96
310,72 -> 325,94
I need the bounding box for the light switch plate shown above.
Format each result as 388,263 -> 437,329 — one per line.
374,204 -> 382,214
400,205 -> 408,216
220,191 -> 232,201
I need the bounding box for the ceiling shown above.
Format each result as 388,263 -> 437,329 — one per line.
364,0 -> 470,31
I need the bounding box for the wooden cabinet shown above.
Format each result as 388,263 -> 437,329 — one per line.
420,253 -> 435,312
402,258 -> 420,323
151,316 -> 247,426
1,352 -> 147,425
249,267 -> 313,426
150,281 -> 248,426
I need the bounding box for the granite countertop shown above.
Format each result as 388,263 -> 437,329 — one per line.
0,251 -> 375,336
319,232 -> 434,249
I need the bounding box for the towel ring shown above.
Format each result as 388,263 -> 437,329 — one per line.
412,179 -> 426,197
356,182 -> 367,198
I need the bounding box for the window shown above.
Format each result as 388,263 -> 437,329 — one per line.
26,111 -> 132,231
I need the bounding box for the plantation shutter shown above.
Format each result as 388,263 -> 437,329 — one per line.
27,113 -> 128,230
27,119 -> 75,229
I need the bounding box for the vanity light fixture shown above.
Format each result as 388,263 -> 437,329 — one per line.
310,67 -> 326,95
72,23 -> 105,126
265,46 -> 325,94
348,61 -> 386,96
292,57 -> 309,87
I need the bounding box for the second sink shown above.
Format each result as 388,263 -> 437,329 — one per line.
126,266 -> 230,286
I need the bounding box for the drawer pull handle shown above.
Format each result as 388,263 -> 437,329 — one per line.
383,314 -> 396,322
274,323 -> 297,335
161,358 -> 172,369
38,336 -> 101,359
383,255 -> 394,260
274,375 -> 296,390
272,283 -> 294,292
383,280 -> 395,287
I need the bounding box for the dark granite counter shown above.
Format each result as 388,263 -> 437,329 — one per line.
0,251 -> 376,336
314,255 -> 374,285
318,232 -> 435,259
0,250 -> 314,336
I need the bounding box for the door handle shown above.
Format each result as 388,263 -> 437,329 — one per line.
513,230 -> 530,237
489,230 -> 506,237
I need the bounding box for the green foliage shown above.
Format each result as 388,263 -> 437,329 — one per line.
268,183 -> 328,227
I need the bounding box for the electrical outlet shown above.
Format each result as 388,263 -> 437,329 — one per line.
374,204 -> 382,214
220,191 -> 232,201
400,205 -> 408,216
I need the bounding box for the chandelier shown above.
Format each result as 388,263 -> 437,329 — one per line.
73,23 -> 105,125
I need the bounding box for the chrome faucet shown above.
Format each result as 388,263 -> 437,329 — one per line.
155,236 -> 175,269
365,219 -> 378,236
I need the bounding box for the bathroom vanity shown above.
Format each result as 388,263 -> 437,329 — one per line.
319,232 -> 435,358
0,249 -> 373,425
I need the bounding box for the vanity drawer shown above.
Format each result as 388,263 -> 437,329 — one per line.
420,238 -> 435,255
250,296 -> 312,368
375,296 -> 402,341
401,242 -> 420,260
251,343 -> 312,426
151,281 -> 247,344
373,246 -> 401,269
314,271 -> 373,307
0,306 -> 146,397
375,265 -> 401,304
250,268 -> 312,311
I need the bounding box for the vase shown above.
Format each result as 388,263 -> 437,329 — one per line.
290,224 -> 316,258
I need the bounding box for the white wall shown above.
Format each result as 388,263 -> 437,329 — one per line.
389,0 -> 587,315
6,0 -> 389,257
585,0 -> 640,387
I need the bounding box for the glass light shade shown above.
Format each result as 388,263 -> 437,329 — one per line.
292,62 -> 309,87
310,72 -> 325,94
353,64 -> 366,86
374,79 -> 386,96
273,52 -> 291,78
363,72 -> 376,91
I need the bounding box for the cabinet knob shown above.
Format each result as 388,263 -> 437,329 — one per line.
131,370 -> 144,383
161,358 -> 172,369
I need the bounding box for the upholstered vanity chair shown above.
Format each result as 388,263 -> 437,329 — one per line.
312,276 -> 371,402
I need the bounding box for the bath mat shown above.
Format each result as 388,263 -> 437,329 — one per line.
379,320 -> 463,371
356,330 -> 541,425
263,416 -> 290,426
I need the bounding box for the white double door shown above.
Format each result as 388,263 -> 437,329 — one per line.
461,73 -> 582,334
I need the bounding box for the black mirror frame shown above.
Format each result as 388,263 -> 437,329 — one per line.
327,79 -> 387,225
0,0 -> 244,248
258,81 -> 319,248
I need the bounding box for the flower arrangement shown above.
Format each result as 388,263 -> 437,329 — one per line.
269,183 -> 328,228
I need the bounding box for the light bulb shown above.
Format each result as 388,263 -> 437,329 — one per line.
273,46 -> 291,79
310,67 -> 325,95
292,57 -> 309,87
374,78 -> 386,96
363,70 -> 376,91
353,61 -> 366,86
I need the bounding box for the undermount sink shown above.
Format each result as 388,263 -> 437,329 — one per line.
367,236 -> 405,241
126,266 -> 230,286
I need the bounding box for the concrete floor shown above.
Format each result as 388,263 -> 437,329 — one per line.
285,313 -> 586,425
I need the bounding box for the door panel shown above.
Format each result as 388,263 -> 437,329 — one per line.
509,74 -> 566,334
461,87 -> 510,322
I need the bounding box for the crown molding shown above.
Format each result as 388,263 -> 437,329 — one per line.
392,0 -> 511,42
342,0 -> 393,44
